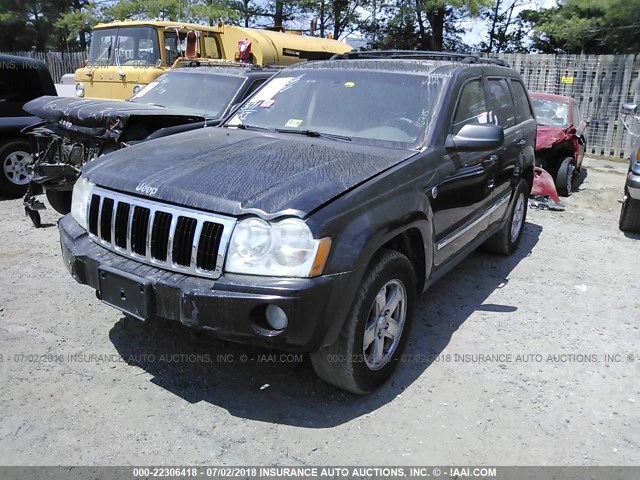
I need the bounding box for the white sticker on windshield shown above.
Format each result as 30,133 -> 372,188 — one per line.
251,77 -> 297,101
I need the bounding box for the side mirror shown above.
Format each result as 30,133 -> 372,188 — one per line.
621,103 -> 637,115
445,124 -> 504,151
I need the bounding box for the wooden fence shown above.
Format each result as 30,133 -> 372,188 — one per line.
3,51 -> 640,159
1,51 -> 85,84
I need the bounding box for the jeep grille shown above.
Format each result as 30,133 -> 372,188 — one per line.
87,187 -> 235,279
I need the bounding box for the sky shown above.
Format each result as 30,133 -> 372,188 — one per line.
460,0 -> 558,46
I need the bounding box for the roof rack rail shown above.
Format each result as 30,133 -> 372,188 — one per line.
329,50 -> 507,67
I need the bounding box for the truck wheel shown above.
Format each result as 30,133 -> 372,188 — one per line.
555,156 -> 575,197
619,193 -> 640,233
0,140 -> 32,197
483,180 -> 528,256
46,190 -> 72,214
310,250 -> 416,394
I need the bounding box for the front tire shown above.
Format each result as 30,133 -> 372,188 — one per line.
556,156 -> 576,197
310,250 -> 416,394
483,180 -> 528,256
619,192 -> 640,233
0,140 -> 33,197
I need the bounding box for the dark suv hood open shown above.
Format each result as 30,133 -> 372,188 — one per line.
23,96 -> 204,139
83,128 -> 416,218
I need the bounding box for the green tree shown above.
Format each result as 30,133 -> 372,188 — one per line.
0,0 -> 73,50
416,0 -> 492,51
524,0 -> 640,54
478,0 -> 529,53
361,0 -> 491,51
296,0 -> 366,39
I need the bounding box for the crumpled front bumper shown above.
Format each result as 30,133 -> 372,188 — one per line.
59,214 -> 355,353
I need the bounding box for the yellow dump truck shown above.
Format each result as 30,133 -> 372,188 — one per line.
75,20 -> 352,100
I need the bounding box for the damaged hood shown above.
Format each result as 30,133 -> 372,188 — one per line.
535,125 -> 573,151
83,128 -> 416,218
23,95 -> 204,138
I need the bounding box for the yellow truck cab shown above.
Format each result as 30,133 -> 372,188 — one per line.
75,20 -> 352,100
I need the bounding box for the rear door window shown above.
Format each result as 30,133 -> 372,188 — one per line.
510,80 -> 535,123
487,78 -> 516,128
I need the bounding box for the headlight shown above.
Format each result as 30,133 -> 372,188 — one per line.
75,82 -> 85,97
226,217 -> 331,277
132,84 -> 143,96
71,176 -> 95,230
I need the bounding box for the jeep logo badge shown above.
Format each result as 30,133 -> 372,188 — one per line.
135,182 -> 158,196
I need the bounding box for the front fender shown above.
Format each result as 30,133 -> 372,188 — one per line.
307,166 -> 436,347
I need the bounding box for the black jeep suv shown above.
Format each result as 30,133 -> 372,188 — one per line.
59,52 -> 537,394
0,54 -> 56,197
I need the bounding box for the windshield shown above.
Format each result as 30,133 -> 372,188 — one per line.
130,71 -> 245,118
227,69 -> 446,149
88,27 -> 160,67
531,98 -> 570,127
88,28 -> 117,66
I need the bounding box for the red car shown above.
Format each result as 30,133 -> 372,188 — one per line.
529,92 -> 588,196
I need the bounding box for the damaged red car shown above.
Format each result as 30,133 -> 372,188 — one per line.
530,92 -> 587,196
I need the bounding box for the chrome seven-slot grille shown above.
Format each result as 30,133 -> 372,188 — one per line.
87,187 -> 236,278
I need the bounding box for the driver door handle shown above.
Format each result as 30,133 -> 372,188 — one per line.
516,139 -> 527,147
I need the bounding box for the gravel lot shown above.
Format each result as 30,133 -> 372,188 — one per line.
0,156 -> 638,466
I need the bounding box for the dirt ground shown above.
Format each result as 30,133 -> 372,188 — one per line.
0,156 -> 638,466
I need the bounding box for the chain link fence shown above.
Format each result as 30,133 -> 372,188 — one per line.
492,53 -> 640,160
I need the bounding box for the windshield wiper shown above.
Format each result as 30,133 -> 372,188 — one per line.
225,124 -> 269,131
274,128 -> 352,141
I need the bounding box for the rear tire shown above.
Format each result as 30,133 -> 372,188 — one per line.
483,180 -> 528,256
619,193 -> 640,233
0,140 -> 32,197
556,156 -> 575,197
310,249 -> 416,394
46,189 -> 72,215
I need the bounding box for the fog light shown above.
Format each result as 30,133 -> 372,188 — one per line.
265,304 -> 288,330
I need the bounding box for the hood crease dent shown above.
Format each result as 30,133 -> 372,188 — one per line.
23,95 -> 204,140
82,128 -> 416,218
